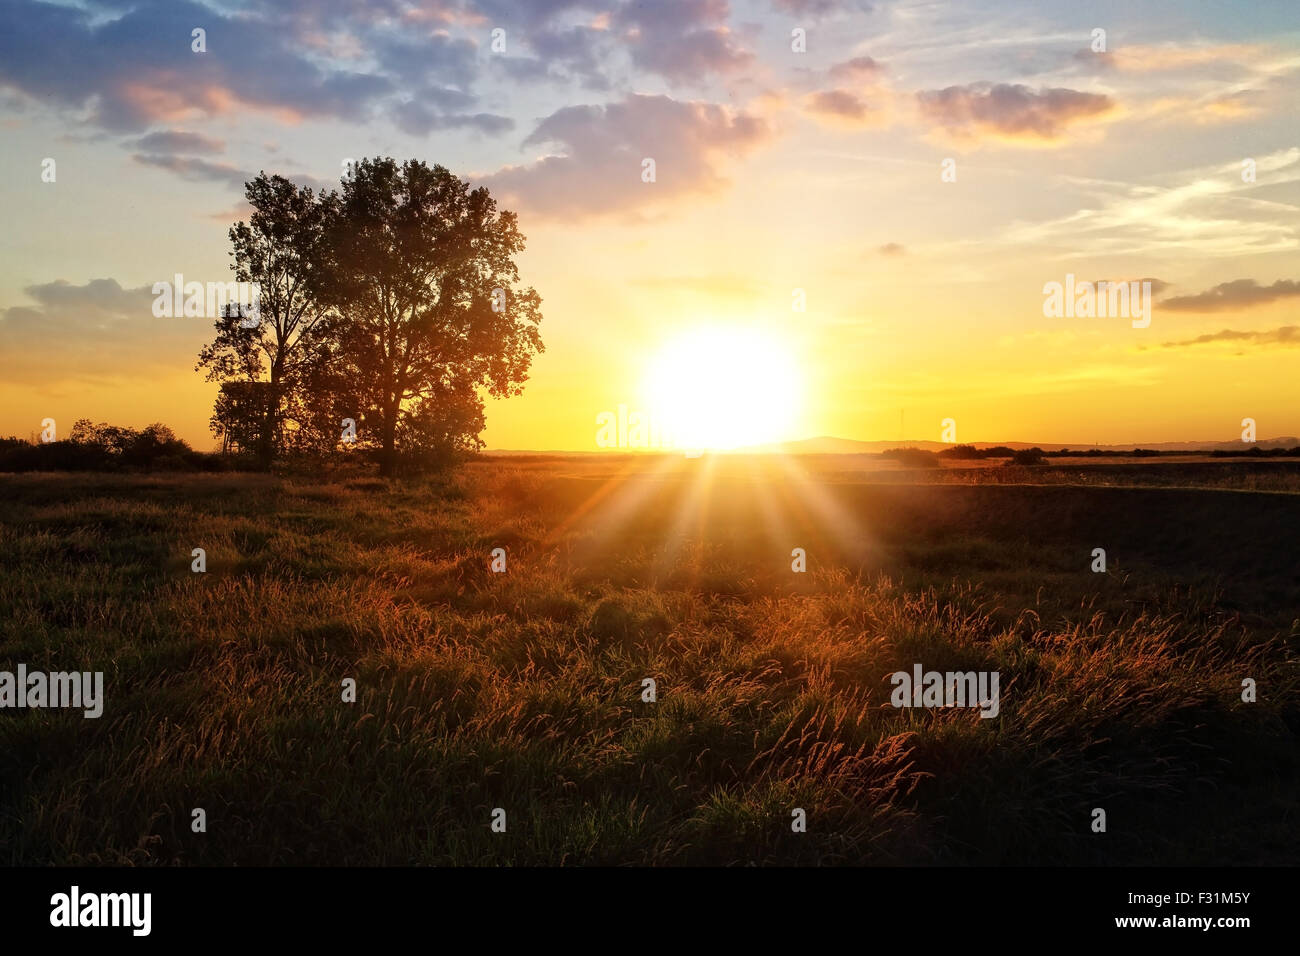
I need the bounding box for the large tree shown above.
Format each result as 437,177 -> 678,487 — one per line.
321,158 -> 543,475
197,173 -> 335,467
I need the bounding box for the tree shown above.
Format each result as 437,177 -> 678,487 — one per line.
69,419 -> 135,455
396,378 -> 488,469
320,158 -> 543,475
59,420 -> 194,470
121,423 -> 191,468
211,381 -> 280,455
197,173 -> 334,468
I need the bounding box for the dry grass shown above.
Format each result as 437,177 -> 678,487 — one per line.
0,460 -> 1296,865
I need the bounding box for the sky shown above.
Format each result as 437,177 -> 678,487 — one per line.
1,0 -> 1297,451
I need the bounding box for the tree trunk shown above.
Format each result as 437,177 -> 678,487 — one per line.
257,358 -> 287,472
379,399 -> 399,477
256,419 -> 275,471
256,382 -> 277,471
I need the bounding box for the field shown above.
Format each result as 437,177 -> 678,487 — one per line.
1,455 -> 1297,865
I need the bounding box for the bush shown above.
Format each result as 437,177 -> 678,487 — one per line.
1009,447 -> 1048,466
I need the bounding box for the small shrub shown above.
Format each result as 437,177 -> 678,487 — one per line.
1009,447 -> 1048,466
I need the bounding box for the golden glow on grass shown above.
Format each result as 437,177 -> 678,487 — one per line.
643,326 -> 803,451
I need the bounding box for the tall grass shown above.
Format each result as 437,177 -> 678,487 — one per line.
0,466 -> 1295,864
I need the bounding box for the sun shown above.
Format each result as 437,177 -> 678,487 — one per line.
643,326 -> 803,451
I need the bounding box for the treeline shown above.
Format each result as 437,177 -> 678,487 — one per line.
885,444 -> 1300,468
886,446 -> 1050,467
939,444 -> 1300,458
0,421 -> 227,473
1209,446 -> 1300,457
0,417 -> 455,474
196,157 -> 543,476
934,445 -> 1019,460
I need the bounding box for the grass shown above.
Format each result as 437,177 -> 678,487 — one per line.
0,457 -> 1296,865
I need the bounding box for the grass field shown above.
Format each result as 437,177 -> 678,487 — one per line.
1,455 -> 1297,865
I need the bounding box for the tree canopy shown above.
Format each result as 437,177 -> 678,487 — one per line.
198,159 -> 543,474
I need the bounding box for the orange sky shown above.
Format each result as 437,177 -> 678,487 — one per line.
1,1 -> 1297,450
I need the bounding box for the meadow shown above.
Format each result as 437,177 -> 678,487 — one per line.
1,455 -> 1296,865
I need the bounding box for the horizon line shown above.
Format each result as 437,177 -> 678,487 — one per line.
482,434 -> 1300,454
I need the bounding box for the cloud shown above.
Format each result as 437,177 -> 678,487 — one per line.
916,82 -> 1115,143
132,154 -> 250,189
132,154 -> 335,195
771,0 -> 871,13
1160,326 -> 1300,349
393,101 -> 514,137
0,0 -> 401,132
495,56 -> 552,83
0,0 -> 509,139
470,0 -> 590,29
370,32 -> 479,89
807,89 -> 866,118
1072,48 -> 1116,72
1201,91 -> 1264,121
14,278 -> 150,315
525,25 -> 615,89
613,0 -> 752,84
1127,89 -> 1271,128
208,201 -> 256,223
804,54 -> 890,127
1001,148 -> 1300,257
479,93 -> 770,221
1098,43 -> 1266,73
878,242 -> 905,256
0,279 -> 210,386
0,0 -> 770,145
828,55 -> 883,83
131,130 -> 225,153
805,88 -> 883,125
478,0 -> 759,86
1161,279 -> 1300,312
1092,277 -> 1170,297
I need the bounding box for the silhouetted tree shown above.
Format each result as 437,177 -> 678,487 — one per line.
318,158 -> 543,475
212,381 -> 281,455
197,174 -> 335,468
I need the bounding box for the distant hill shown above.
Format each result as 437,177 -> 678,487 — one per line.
743,435 -> 1300,455
485,435 -> 1300,454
